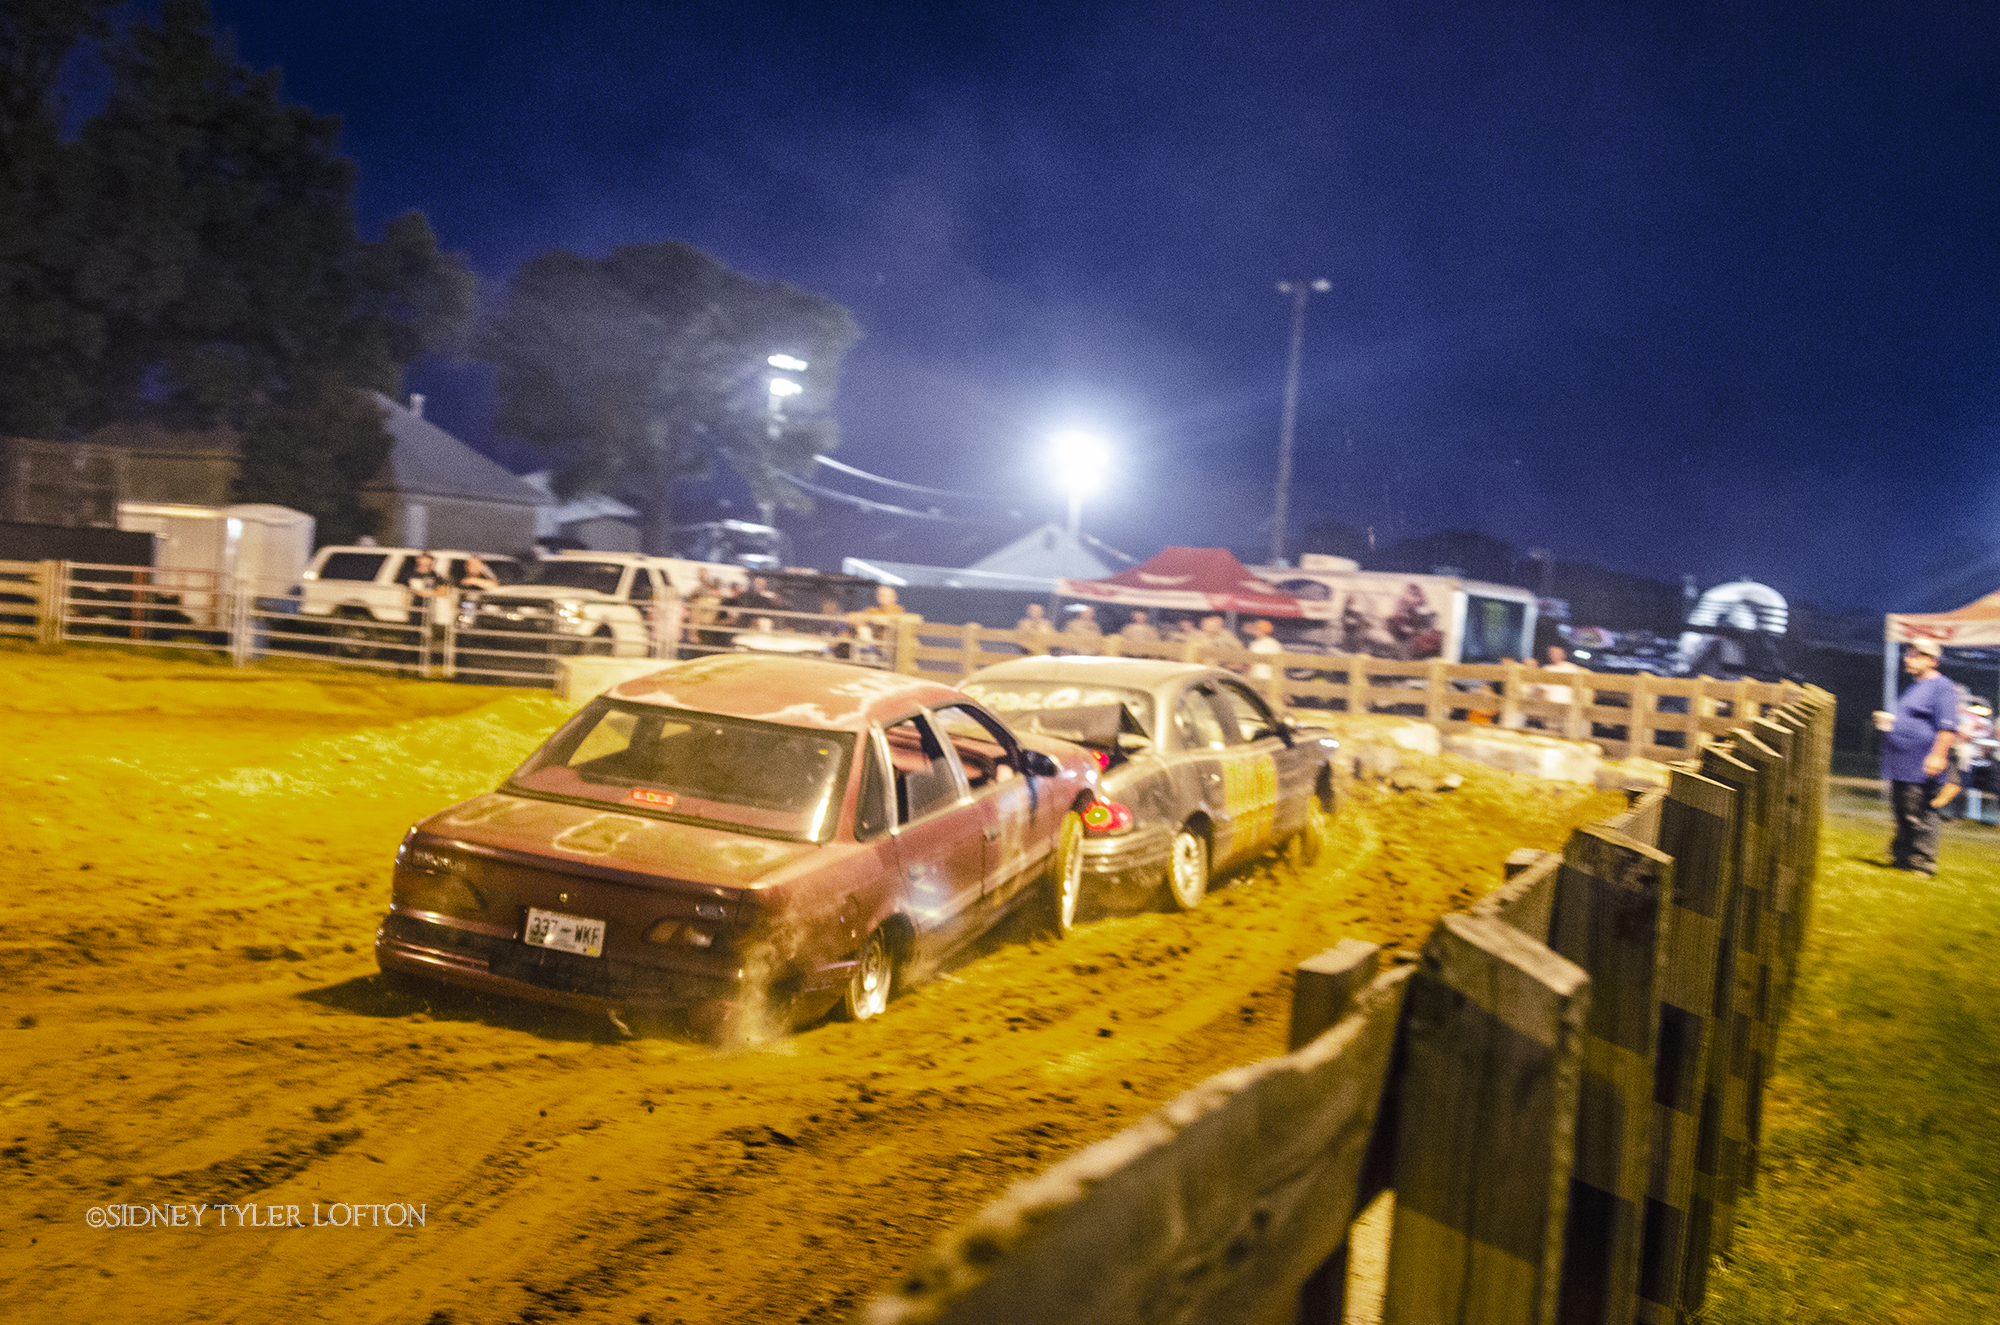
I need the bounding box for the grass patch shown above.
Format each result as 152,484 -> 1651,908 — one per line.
1702,787 -> 2000,1322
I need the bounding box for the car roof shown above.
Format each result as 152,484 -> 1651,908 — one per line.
966,655 -> 1229,699
605,655 -> 968,732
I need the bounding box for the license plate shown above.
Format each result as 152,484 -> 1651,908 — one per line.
523,908 -> 605,958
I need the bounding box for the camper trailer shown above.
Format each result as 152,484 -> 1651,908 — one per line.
1250,554 -> 1539,664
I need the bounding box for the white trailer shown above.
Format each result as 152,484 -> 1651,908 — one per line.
1251,553 -> 1539,664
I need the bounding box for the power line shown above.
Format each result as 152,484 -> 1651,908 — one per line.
813,454 -> 988,500
780,471 -> 1012,525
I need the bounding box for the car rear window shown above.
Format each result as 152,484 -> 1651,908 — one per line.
529,561 -> 626,595
316,552 -> 388,582
959,679 -> 1153,736
510,700 -> 853,842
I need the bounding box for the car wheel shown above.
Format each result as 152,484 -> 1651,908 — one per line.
842,926 -> 895,1021
1294,787 -> 1330,867
1040,810 -> 1084,938
586,627 -> 615,656
1165,824 -> 1209,911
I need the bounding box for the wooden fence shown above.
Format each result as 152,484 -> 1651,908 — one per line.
0,558 -> 60,644
3,563 -> 1802,769
860,687 -> 1834,1325
888,618 -> 1808,765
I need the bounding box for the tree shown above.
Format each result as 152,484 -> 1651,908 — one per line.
0,1 -> 475,539
480,241 -> 860,554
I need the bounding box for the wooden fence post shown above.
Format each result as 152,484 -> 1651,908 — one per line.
38,558 -> 62,645
1547,824 -> 1675,1325
1425,658 -> 1447,726
1384,912 -> 1589,1325
1631,672 -> 1654,761
1289,939 -> 1382,1051
864,969 -> 1413,1325
1685,742 -> 1760,1276
1647,769 -> 1738,1322
1502,657 -> 1524,729
962,623 -> 983,679
1346,654 -> 1367,717
894,615 -> 920,674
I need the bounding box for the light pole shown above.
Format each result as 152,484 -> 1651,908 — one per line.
763,355 -> 807,527
1271,278 -> 1329,566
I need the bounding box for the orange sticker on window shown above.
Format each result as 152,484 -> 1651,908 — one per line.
628,788 -> 676,809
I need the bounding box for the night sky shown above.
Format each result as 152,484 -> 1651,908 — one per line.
192,0 -> 2000,613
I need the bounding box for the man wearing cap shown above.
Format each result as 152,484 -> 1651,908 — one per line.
1876,640 -> 1958,874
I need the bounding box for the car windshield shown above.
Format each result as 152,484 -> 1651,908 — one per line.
959,679 -> 1153,736
509,699 -> 853,842
528,561 -> 626,595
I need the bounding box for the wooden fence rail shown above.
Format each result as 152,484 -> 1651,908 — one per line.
889,618 -> 1806,765
5,562 -> 1803,766
861,688 -> 1834,1325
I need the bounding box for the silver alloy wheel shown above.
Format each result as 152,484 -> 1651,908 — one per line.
1167,826 -> 1208,910
1053,813 -> 1083,934
845,927 -> 893,1021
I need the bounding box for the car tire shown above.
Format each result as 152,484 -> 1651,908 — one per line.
842,926 -> 895,1021
1294,786 -> 1330,867
586,627 -> 615,656
1039,810 -> 1085,939
1165,824 -> 1209,911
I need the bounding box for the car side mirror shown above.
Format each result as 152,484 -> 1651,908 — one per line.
1020,749 -> 1060,778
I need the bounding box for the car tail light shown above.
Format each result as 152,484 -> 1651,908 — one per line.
1081,800 -> 1134,835
1090,749 -> 1111,771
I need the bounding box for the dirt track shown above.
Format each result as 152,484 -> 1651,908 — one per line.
0,646 -> 1621,1324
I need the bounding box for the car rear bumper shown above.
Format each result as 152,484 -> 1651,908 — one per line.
1080,824 -> 1172,904
374,912 -> 741,1013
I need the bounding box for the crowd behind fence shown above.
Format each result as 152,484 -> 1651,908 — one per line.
4,559 -> 1804,764
862,687 -> 1835,1325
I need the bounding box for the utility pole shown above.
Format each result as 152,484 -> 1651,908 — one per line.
1271,278 -> 1330,566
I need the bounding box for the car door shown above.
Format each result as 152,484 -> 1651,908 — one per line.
881,713 -> 985,956
929,702 -> 1039,905
1171,682 -> 1234,850
1208,677 -> 1298,847
1179,681 -> 1273,868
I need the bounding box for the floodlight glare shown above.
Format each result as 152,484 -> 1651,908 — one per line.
767,354 -> 809,371
1051,429 -> 1110,495
768,377 -> 804,398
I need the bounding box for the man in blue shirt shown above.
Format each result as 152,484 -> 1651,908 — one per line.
1878,639 -> 1958,874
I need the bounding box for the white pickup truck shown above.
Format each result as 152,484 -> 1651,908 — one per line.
299,546 -> 527,625
468,551 -> 748,657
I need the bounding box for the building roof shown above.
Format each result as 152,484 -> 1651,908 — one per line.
364,392 -> 550,508
969,523 -> 1110,581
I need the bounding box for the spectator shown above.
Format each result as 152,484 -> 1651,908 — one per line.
1015,602 -> 1053,634
1246,618 -> 1283,682
1120,609 -> 1160,645
1874,640 -> 1957,874
1062,604 -> 1103,653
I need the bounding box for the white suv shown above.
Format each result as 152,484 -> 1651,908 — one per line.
469,551 -> 748,657
298,547 -> 526,625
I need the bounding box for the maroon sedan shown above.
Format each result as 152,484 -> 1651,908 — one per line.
375,654 -> 1100,1035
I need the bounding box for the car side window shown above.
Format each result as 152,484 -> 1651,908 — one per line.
1175,688 -> 1230,751
883,715 -> 960,823
854,734 -> 890,840
930,703 -> 1019,791
1212,680 -> 1282,743
631,569 -> 654,602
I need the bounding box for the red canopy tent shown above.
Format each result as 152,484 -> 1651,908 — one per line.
1056,546 -> 1321,617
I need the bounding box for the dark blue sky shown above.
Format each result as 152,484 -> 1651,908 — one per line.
202,0 -> 2000,611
